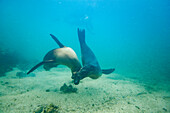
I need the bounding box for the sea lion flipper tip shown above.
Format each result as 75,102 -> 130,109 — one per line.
102,68 -> 115,74
77,28 -> 85,44
50,34 -> 53,37
49,34 -> 64,48
27,62 -> 44,74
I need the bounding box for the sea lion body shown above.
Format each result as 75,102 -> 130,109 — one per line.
43,47 -> 81,73
77,29 -> 102,79
27,34 -> 81,78
73,29 -> 115,85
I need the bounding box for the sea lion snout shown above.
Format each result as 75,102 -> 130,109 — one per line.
72,70 -> 89,85
72,72 -> 80,85
74,76 -> 80,85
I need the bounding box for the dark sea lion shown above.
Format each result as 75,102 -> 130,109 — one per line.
73,28 -> 115,85
27,34 -> 82,79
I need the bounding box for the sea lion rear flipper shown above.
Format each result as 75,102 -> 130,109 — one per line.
102,68 -> 115,74
50,34 -> 65,48
77,28 -> 85,44
27,60 -> 55,74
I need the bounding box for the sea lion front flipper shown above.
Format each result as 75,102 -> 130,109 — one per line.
27,60 -> 55,74
50,34 -> 65,48
102,68 -> 115,74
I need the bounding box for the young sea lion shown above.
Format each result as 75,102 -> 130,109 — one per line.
27,34 -> 82,79
73,28 -> 115,85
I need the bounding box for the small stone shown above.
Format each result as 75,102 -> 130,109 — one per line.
46,89 -> 50,92
4,82 -> 9,84
163,108 -> 167,112
135,106 -> 140,109
8,86 -> 14,88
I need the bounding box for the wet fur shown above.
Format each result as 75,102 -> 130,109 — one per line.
27,34 -> 81,76
74,28 -> 115,85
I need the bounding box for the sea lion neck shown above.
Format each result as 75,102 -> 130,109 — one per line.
70,63 -> 82,73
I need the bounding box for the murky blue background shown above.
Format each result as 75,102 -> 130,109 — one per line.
0,0 -> 170,79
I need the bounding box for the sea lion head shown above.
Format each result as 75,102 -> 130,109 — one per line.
72,65 -> 103,85
73,75 -> 81,85
72,72 -> 80,85
72,67 -> 88,85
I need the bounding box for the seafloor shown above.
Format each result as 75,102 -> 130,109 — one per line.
0,68 -> 169,113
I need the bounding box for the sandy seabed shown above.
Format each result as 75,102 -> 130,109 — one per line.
0,68 -> 169,113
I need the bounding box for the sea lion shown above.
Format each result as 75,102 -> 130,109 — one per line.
73,28 -> 115,85
27,34 -> 82,79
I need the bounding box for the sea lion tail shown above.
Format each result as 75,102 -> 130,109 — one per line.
102,68 -> 115,74
27,61 -> 44,74
77,28 -> 85,44
50,34 -> 65,48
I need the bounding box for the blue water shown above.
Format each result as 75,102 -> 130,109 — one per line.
0,0 -> 170,79
0,1 -> 170,112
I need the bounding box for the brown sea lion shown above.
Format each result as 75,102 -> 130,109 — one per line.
27,34 -> 82,79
